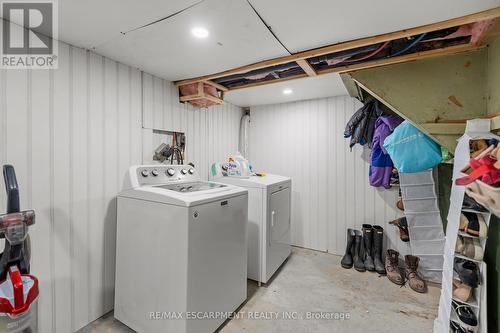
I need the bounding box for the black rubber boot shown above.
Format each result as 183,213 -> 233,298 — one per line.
341,229 -> 355,269
353,230 -> 365,272
362,224 -> 375,271
372,225 -> 386,275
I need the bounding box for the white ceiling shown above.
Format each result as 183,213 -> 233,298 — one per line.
93,0 -> 289,80
249,0 -> 500,52
58,0 -> 201,49
225,73 -> 348,107
52,0 -> 500,104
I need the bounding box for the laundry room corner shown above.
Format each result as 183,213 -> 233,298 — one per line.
0,37 -> 245,333
1,2 -> 500,333
248,97 -> 406,256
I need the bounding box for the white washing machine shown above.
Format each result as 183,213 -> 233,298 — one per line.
214,174 -> 291,284
114,165 -> 248,333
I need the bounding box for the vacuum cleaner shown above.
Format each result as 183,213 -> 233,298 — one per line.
0,165 -> 38,333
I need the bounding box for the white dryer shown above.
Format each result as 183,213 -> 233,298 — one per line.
114,165 -> 248,333
214,174 -> 291,284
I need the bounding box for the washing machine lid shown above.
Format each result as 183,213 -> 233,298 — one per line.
118,181 -> 247,207
156,181 -> 227,193
214,174 -> 291,189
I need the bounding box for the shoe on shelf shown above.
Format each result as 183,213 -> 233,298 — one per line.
405,255 -> 427,293
461,212 -> 488,238
389,217 -> 410,242
372,225 -> 386,275
455,236 -> 465,253
452,300 -> 478,329
462,193 -> 488,212
454,259 -> 480,289
452,279 -> 473,303
362,224 -> 375,272
341,229 -> 356,269
385,249 -> 404,285
389,168 -> 399,187
462,238 -> 484,261
353,230 -> 366,272
455,236 -> 484,261
459,214 -> 469,232
449,320 -> 475,333
396,197 -> 404,211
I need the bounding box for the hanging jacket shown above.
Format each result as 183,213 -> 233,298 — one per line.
369,115 -> 404,188
344,99 -> 382,149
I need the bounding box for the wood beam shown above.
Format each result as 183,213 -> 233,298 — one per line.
317,44 -> 485,75
203,80 -> 228,92
296,59 -> 317,76
201,94 -> 224,105
180,94 -> 202,102
491,115 -> 500,130
420,123 -> 467,135
175,7 -> 500,86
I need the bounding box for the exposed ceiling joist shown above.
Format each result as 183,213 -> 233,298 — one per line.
175,7 -> 500,86
317,43 -> 485,76
296,59 -> 317,76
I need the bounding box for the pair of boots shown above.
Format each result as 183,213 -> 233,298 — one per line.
341,224 -> 385,275
385,249 -> 427,293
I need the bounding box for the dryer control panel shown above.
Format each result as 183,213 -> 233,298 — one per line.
134,165 -> 199,186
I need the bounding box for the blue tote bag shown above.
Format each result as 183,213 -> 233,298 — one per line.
383,121 -> 442,173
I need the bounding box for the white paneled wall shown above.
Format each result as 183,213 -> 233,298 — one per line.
249,96 -> 409,256
0,46 -> 242,332
0,42 -> 143,333
142,73 -> 243,180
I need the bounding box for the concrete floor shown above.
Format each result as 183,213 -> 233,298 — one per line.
78,247 -> 440,333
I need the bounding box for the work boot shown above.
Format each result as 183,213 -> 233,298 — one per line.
385,249 -> 404,285
405,255 -> 427,293
340,229 -> 356,269
362,224 -> 375,271
353,230 -> 365,272
389,217 -> 409,242
372,225 -> 386,274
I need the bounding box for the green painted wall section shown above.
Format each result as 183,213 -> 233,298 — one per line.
350,50 -> 488,123
348,50 -> 488,151
488,37 -> 500,116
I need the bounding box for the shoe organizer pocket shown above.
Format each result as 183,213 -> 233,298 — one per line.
416,254 -> 444,271
412,239 -> 445,255
402,198 -> 439,213
399,170 -> 434,186
400,184 -> 437,200
405,212 -> 442,227
409,225 -> 445,241
421,269 -> 443,284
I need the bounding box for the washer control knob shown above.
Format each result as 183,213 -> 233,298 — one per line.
141,169 -> 149,177
181,169 -> 188,175
151,169 -> 159,177
188,168 -> 195,175
166,168 -> 175,177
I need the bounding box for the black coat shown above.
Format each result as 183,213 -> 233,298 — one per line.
344,100 -> 382,149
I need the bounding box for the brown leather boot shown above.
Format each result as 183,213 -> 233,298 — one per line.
389,217 -> 409,242
385,249 -> 404,285
405,255 -> 427,293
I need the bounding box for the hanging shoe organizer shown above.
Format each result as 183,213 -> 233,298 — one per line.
400,169 -> 445,283
434,119 -> 498,333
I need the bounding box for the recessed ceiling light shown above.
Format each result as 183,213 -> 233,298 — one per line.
191,27 -> 209,39
283,88 -> 293,95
